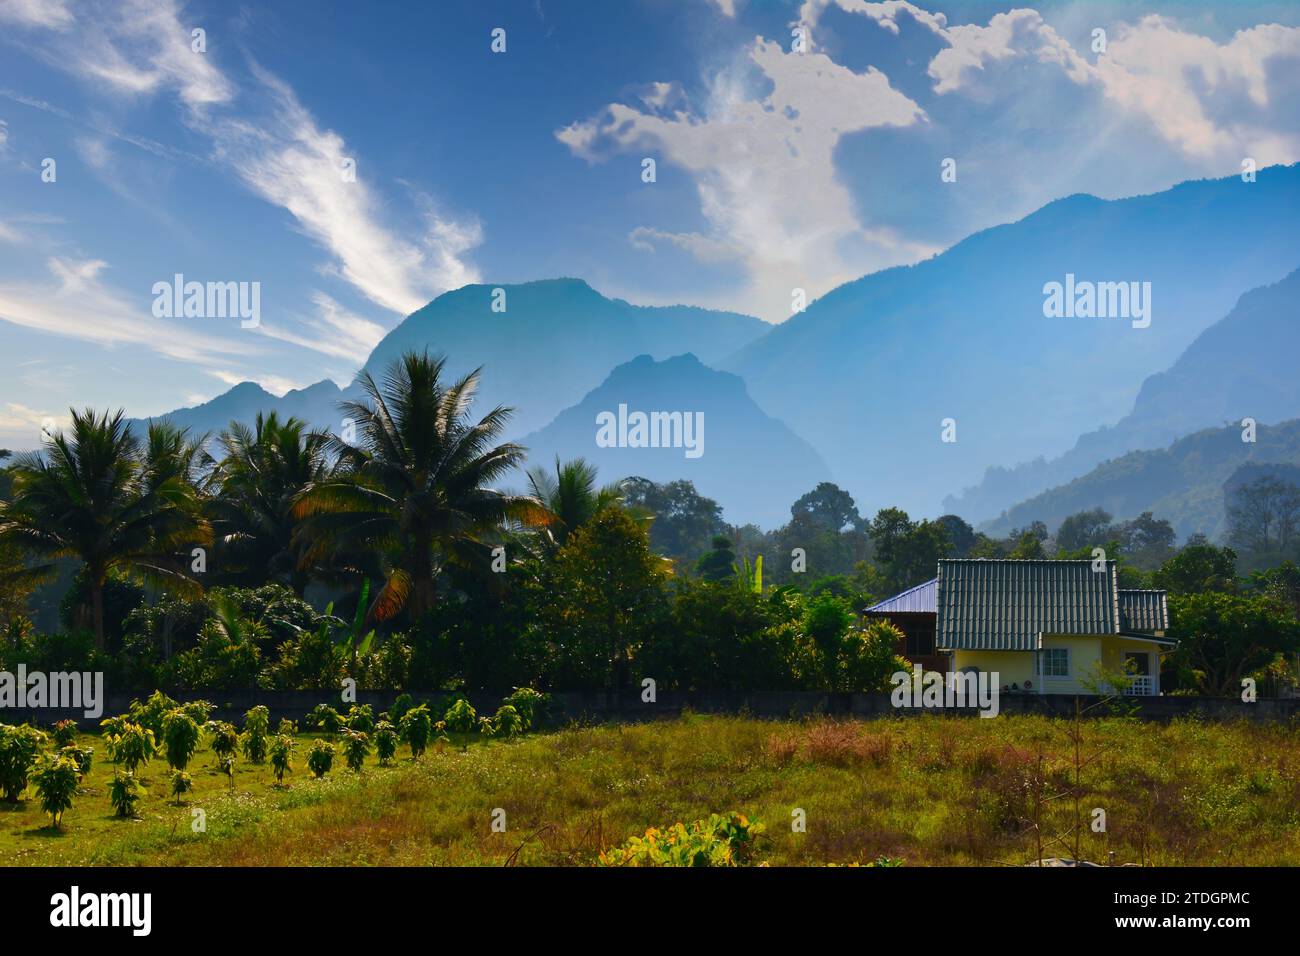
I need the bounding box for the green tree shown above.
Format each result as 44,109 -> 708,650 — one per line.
694,536 -> 737,582
1153,543 -> 1238,595
1055,508 -> 1114,553
208,412 -> 332,594
790,482 -> 861,533
620,477 -> 724,561
0,411 -> 210,650
525,456 -> 621,551
294,352 -> 546,625
1169,591 -> 1300,695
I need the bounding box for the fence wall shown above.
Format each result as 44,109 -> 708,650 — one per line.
3,688 -> 1296,730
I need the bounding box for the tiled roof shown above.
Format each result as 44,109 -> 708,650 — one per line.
936,559 -> 1120,651
864,577 -> 937,614
1118,589 -> 1169,632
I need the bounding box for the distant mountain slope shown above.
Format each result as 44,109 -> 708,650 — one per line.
362,278 -> 768,437
946,265 -> 1300,521
130,379 -> 345,439
725,164 -> 1300,517
520,353 -> 830,528
140,277 -> 768,443
982,419 -> 1300,542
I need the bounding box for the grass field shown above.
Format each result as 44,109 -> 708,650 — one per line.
2,713 -> 1298,866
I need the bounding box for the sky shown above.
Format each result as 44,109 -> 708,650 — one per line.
1,0 -> 1299,450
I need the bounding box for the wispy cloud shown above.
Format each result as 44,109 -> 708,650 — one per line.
257,291 -> 387,363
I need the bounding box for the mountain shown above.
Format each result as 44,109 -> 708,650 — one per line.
360,278 -> 768,438
130,378 -> 345,440
724,164 -> 1300,519
519,353 -> 831,528
946,266 -> 1300,521
142,278 -> 769,444
981,419 -> 1300,543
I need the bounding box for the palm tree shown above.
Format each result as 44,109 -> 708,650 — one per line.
294,352 -> 549,623
0,410 -> 211,650
208,412 -> 332,594
525,456 -> 623,551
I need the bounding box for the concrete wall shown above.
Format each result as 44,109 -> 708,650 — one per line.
2,687 -> 1296,730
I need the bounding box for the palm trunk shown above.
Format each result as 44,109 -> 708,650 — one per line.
90,575 -> 106,653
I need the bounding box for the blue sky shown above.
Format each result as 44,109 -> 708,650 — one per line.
2,0 -> 1299,449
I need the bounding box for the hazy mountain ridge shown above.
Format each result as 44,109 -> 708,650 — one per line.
520,353 -> 831,528
725,164 -> 1300,517
948,264 -> 1300,521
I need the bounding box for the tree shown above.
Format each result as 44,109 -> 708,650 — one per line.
620,477 -> 724,561
1054,508 -> 1114,553
208,412 -> 332,594
1152,544 -> 1238,595
1115,512 -> 1176,569
542,508 -> 669,689
0,411 -> 210,650
1227,476 -> 1300,556
936,515 -> 976,557
790,482 -> 861,533
525,456 -> 622,552
294,352 -> 547,624
1168,591 -> 1300,696
694,536 -> 737,581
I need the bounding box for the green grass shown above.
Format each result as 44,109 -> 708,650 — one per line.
3,713 -> 1299,866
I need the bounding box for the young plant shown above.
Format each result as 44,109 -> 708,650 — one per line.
241,705 -> 270,764
345,704 -> 375,734
128,690 -> 179,739
33,754 -> 79,828
389,693 -> 415,724
342,728 -> 370,772
276,718 -> 298,736
373,721 -> 398,765
161,710 -> 201,771
51,719 -> 78,748
170,770 -> 193,804
0,723 -> 46,801
61,745 -> 93,780
270,734 -> 295,785
489,704 -> 523,738
98,715 -> 129,761
306,703 -> 343,734
109,771 -> 145,818
115,723 -> 157,775
442,698 -> 477,734
400,704 -> 432,758
503,688 -> 549,732
306,739 -> 335,778
205,720 -> 240,765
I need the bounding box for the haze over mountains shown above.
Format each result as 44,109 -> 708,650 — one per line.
134,165 -> 1300,538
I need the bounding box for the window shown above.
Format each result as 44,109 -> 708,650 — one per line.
1037,647 -> 1070,678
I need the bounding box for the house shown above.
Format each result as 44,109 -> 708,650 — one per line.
864,559 -> 1173,696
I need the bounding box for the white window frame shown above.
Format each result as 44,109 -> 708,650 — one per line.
1036,647 -> 1071,679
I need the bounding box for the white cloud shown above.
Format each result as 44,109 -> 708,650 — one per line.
208,369 -> 308,397
558,37 -> 928,320
0,0 -> 73,29
258,291 -> 387,362
0,118 -> 8,150
0,257 -> 263,366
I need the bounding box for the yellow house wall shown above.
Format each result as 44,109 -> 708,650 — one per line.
953,636 -> 1168,695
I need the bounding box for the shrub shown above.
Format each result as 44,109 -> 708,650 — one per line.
98,715 -> 129,760
0,723 -> 46,801
205,720 -> 240,764
306,703 -> 343,734
177,700 -> 215,724
488,704 -> 523,738
241,706 -> 270,764
33,754 -> 79,828
345,704 -> 375,734
400,704 -> 432,758
342,729 -> 369,772
373,721 -> 398,765
51,719 -> 78,748
161,710 -> 201,771
108,771 -> 145,818
443,698 -> 477,734
170,770 -> 193,804
503,688 -> 549,731
276,718 -> 298,736
389,693 -> 415,724
306,740 -> 335,778
61,744 -> 93,780
114,723 -> 157,775
598,812 -> 764,867
128,690 -> 179,739
270,734 -> 295,784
